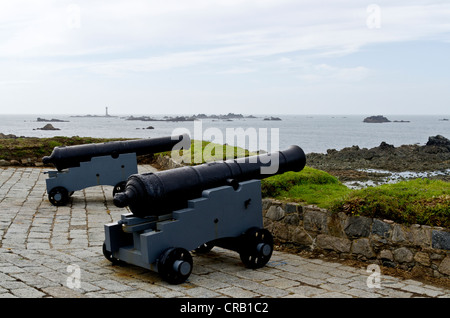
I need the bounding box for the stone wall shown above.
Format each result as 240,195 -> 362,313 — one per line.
262,199 -> 450,279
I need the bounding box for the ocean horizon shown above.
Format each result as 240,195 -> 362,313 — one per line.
1,113 -> 449,154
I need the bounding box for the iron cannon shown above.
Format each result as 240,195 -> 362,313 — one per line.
113,145 -> 306,217
43,135 -> 188,171
103,145 -> 306,284
43,134 -> 190,206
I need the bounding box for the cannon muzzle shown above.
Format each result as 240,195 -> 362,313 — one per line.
114,145 -> 306,217
42,134 -> 190,171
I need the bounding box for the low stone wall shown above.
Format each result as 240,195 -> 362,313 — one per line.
262,199 -> 450,279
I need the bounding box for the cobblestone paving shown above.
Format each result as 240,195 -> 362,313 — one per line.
0,166 -> 449,298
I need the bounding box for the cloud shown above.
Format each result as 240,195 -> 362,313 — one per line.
1,0 -> 449,115
297,64 -> 371,83
218,68 -> 257,74
2,1 -> 449,61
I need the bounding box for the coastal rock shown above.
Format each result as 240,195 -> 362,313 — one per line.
0,133 -> 18,139
37,117 -> 68,122
264,116 -> 282,121
126,113 -> 252,122
36,124 -> 60,131
363,115 -> 390,123
377,141 -> 395,150
426,135 -> 450,151
307,135 -> 450,178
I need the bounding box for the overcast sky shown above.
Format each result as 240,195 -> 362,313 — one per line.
0,0 -> 449,115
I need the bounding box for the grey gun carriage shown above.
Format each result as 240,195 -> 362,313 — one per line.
104,145 -> 306,284
42,134 -> 190,206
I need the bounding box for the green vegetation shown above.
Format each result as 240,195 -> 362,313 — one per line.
261,167 -> 351,208
330,179 -> 450,228
261,168 -> 450,228
160,139 -> 255,164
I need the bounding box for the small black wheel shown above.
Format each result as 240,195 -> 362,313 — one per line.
194,242 -> 214,254
48,186 -> 69,206
102,242 -> 122,265
157,247 -> 193,284
112,181 -> 127,197
239,228 -> 273,269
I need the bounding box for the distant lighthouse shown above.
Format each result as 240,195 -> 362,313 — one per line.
105,107 -> 109,117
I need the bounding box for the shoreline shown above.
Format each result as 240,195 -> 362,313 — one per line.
1,134 -> 449,185
306,135 -> 450,185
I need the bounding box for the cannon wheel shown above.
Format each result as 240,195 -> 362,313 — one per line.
157,247 -> 193,284
48,187 -> 69,206
239,228 -> 273,269
112,181 -> 127,197
194,242 -> 214,253
102,242 -> 123,265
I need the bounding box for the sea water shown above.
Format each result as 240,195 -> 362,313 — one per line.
0,114 -> 449,154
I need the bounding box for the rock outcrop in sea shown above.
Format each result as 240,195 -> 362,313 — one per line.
426,135 -> 450,151
125,113 -> 256,122
37,117 -> 68,122
363,115 -> 390,123
34,124 -> 60,131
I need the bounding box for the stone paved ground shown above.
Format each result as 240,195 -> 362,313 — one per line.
0,166 -> 449,298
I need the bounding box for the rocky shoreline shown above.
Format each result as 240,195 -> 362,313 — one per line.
307,135 -> 450,186
1,134 -> 449,186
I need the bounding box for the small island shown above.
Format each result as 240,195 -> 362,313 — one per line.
363,115 -> 391,123
34,124 -> 60,131
125,113 -> 257,122
37,117 -> 69,123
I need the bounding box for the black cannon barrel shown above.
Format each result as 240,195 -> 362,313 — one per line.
113,145 -> 306,217
42,134 -> 190,171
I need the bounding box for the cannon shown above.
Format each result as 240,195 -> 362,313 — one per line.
43,134 -> 190,206
103,145 -> 306,284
